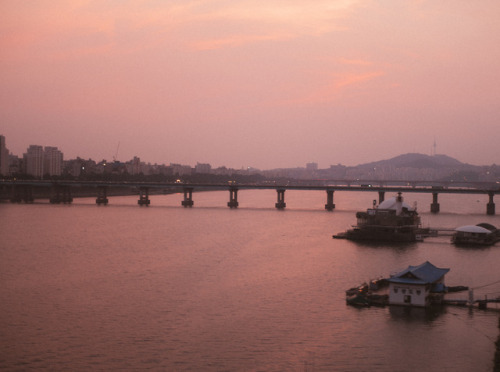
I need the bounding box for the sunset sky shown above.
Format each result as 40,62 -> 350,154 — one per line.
1,0 -> 499,169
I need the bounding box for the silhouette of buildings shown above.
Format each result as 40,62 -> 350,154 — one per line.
22,145 -> 63,178
24,145 -> 44,178
0,134 -> 499,183
44,146 -> 63,176
0,135 -> 9,176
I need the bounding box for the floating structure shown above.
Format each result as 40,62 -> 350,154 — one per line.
451,223 -> 500,246
345,278 -> 390,307
345,261 -> 465,308
388,261 -> 450,307
334,193 -> 430,242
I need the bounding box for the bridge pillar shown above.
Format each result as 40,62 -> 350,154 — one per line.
63,187 -> 73,204
378,191 -> 385,204
96,186 -> 109,205
430,192 -> 440,213
227,187 -> 239,208
22,185 -> 34,203
275,189 -> 286,209
325,190 -> 335,211
10,185 -> 34,203
182,187 -> 194,207
50,185 -> 73,204
487,192 -> 495,215
138,187 -> 150,206
10,186 -> 22,203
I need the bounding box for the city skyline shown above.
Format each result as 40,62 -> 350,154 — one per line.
1,1 -> 500,169
2,134 -> 500,172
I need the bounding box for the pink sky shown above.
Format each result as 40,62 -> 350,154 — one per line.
1,0 -> 499,169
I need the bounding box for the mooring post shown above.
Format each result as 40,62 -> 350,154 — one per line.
430,192 -> 440,213
182,187 -> 194,207
275,189 -> 286,209
227,187 -> 239,208
138,187 -> 150,206
487,191 -> 495,215
325,190 -> 335,211
96,186 -> 109,205
468,289 -> 474,308
378,191 -> 385,204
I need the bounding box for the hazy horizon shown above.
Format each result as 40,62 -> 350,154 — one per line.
2,1 -> 499,169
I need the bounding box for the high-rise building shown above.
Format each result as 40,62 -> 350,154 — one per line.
24,145 -> 44,178
0,135 -> 9,175
44,146 -> 63,176
195,162 -> 211,174
306,162 -> 318,171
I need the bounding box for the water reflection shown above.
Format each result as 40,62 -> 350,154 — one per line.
389,305 -> 447,323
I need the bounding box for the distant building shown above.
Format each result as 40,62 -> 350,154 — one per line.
0,135 -> 9,175
24,145 -> 44,178
44,146 -> 63,176
64,157 -> 96,177
9,154 -> 21,175
170,163 -> 192,176
126,157 -> 142,175
195,162 -> 212,174
306,162 -> 318,171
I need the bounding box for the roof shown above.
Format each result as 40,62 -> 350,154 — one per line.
378,196 -> 415,211
389,261 -> 449,285
455,225 -> 492,234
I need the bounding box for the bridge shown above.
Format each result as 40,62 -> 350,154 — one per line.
1,179 -> 499,215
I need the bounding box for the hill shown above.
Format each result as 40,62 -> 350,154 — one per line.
358,153 -> 465,169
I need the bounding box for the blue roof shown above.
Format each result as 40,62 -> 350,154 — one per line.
389,261 -> 449,285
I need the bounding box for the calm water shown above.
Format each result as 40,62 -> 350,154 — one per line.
1,190 -> 500,371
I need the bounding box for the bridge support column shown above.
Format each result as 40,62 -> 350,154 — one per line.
275,189 -> 286,209
96,186 -> 109,205
325,190 -> 335,211
22,185 -> 34,203
10,185 -> 21,203
138,187 -> 150,206
182,187 -> 194,207
10,185 -> 34,203
50,185 -> 73,204
487,192 -> 495,215
227,187 -> 239,208
430,192 -> 440,213
378,191 -> 385,204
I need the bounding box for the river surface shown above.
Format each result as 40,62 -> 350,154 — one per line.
1,190 -> 500,371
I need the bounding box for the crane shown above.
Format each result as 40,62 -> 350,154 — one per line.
113,142 -> 120,162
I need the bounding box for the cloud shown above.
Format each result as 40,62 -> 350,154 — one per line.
182,0 -> 362,50
190,31 -> 294,50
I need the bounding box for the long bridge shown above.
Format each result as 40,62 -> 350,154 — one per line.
1,179 -> 499,215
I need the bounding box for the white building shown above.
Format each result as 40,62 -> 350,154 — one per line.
388,261 -> 449,307
170,163 -> 192,176
44,146 -> 63,176
306,162 -> 318,171
195,162 -> 211,174
25,145 -> 44,178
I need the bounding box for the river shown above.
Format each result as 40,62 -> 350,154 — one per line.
1,190 -> 499,371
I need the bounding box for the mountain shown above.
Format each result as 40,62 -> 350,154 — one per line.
332,153 -> 490,182
266,153 -> 498,182
358,153 -> 465,169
